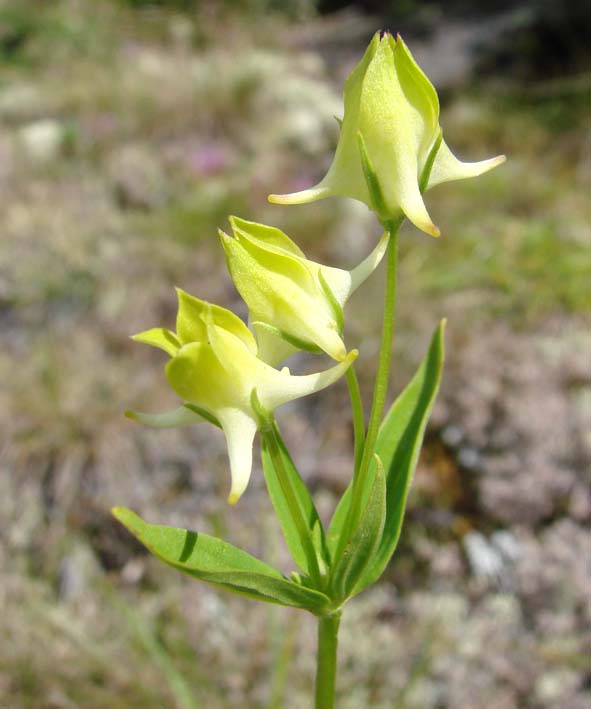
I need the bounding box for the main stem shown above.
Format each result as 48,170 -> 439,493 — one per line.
314,611 -> 341,709
314,219 -> 401,706
340,218 -> 402,546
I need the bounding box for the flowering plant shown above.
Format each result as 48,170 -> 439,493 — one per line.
114,31 -> 504,707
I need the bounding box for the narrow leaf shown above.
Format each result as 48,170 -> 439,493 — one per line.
261,426 -> 328,577
330,454 -> 386,601
327,321 -> 445,589
113,507 -> 330,613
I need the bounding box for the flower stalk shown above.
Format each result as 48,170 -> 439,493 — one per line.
334,217 -> 402,566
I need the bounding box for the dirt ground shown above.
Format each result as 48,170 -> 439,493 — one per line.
1,2 -> 590,706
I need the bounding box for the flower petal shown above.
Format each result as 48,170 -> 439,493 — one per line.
427,139 -> 507,190
166,341 -> 245,411
216,408 -> 258,504
229,216 -> 305,258
268,34 -> 381,207
175,288 -> 257,354
399,179 -> 440,237
131,328 -> 180,357
220,226 -> 346,361
320,230 -> 390,306
259,349 -> 358,411
268,183 -> 334,206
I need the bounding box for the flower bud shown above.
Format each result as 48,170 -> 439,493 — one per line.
269,33 -> 505,236
220,216 -> 389,364
129,290 -> 356,503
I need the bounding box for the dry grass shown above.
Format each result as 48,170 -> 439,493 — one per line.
1,1 -> 590,706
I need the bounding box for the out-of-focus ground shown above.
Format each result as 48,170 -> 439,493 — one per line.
1,1 -> 590,707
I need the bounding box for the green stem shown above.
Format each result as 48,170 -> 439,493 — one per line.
338,218 -> 402,554
314,611 -> 342,709
264,424 -> 324,589
345,366 -> 365,475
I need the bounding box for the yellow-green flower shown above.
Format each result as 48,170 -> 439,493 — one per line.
127,289 -> 357,504
220,216 -> 388,364
269,32 -> 505,237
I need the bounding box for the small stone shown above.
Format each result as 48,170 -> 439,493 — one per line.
441,423 -> 464,448
108,145 -> 169,210
18,119 -> 64,163
491,530 -> 522,563
463,531 -> 503,582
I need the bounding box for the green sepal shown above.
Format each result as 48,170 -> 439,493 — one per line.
182,403 -> 221,428
419,129 -> 443,194
125,405 -> 209,428
250,388 -> 272,429
260,425 -> 329,578
327,321 -> 445,588
318,270 -> 344,335
357,130 -> 388,220
330,454 -> 386,602
251,321 -> 324,355
112,507 -> 331,614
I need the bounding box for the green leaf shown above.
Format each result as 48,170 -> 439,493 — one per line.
261,425 -> 329,578
113,507 -> 330,613
327,321 -> 445,589
330,454 -> 386,601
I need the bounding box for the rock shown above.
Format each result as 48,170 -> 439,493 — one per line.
463,531 -> 504,584
108,145 -> 169,210
438,321 -> 590,526
57,542 -> 101,603
18,119 -> 65,163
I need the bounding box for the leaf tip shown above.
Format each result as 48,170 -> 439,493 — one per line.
111,506 -> 143,536
111,506 -> 127,523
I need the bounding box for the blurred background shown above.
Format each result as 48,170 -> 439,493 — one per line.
1,0 -> 590,706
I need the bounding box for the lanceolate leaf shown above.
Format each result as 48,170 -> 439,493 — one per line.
327,321 -> 445,590
356,320 -> 445,593
113,508 -> 330,613
261,425 -> 329,577
330,455 -> 386,601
